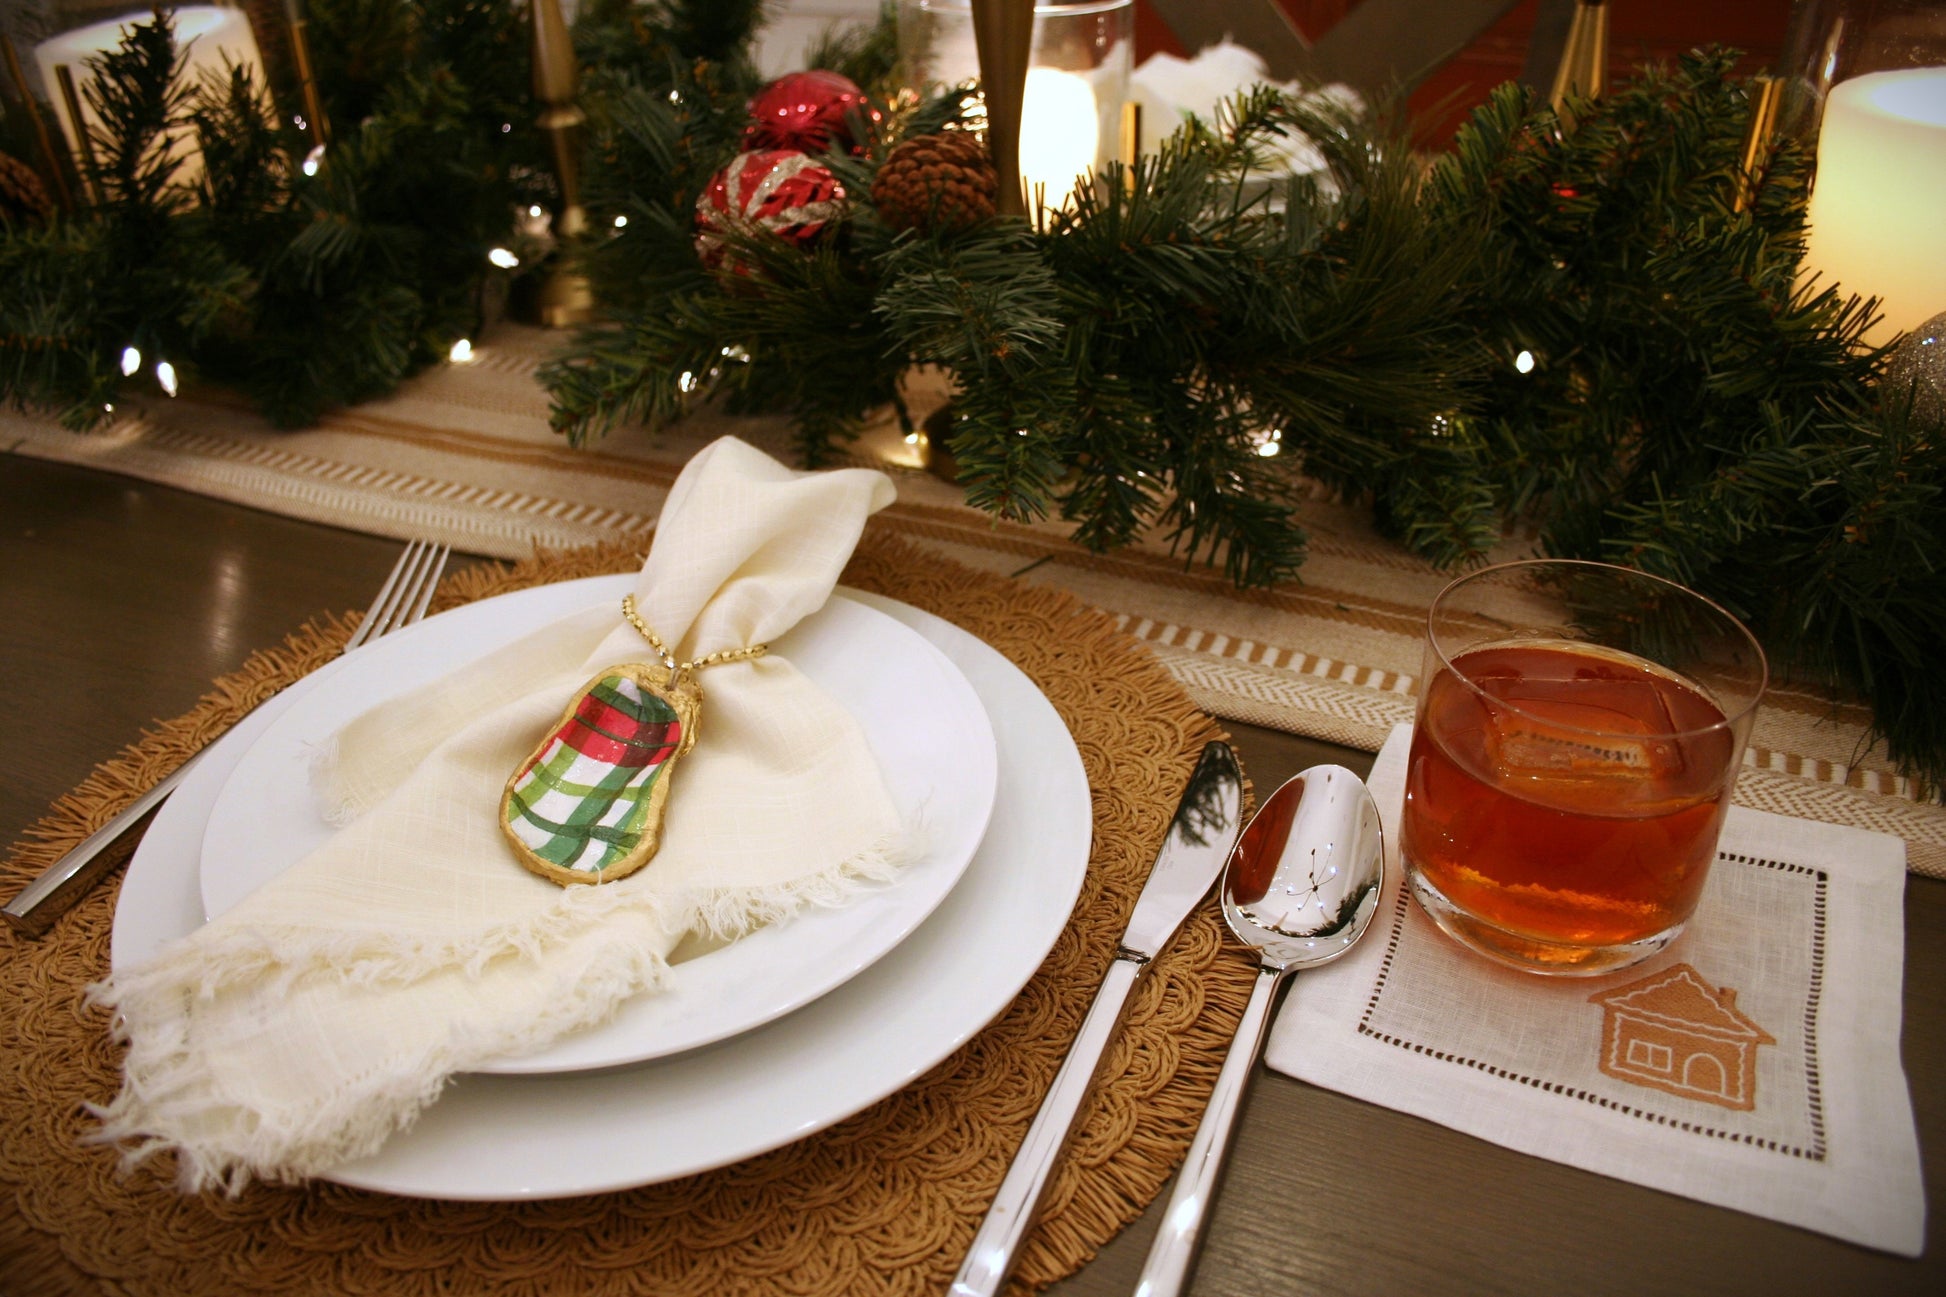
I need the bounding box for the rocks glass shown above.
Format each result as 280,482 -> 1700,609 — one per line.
1402,560 -> 1766,976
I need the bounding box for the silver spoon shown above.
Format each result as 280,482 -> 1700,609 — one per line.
1133,764 -> 1385,1297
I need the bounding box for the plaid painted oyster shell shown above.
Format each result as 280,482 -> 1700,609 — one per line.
500,664 -> 700,886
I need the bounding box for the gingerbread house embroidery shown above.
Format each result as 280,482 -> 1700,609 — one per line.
1589,964 -> 1775,1111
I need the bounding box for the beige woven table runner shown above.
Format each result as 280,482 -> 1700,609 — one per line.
0,535 -> 1253,1295
3,325 -> 1938,878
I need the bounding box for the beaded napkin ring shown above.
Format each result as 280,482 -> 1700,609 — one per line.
499,596 -> 769,887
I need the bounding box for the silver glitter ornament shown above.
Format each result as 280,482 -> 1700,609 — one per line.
1882,309 -> 1946,426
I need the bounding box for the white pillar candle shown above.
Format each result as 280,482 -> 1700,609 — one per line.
1802,67 -> 1946,346
34,6 -> 264,188
1019,66 -> 1098,212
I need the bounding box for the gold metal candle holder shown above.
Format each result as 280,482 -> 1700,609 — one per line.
970,0 -> 1033,218
529,0 -> 592,327
52,63 -> 104,205
1549,0 -> 1610,113
282,0 -> 330,146
1735,74 -> 1784,213
0,34 -> 73,212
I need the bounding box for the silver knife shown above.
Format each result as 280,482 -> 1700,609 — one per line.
950,740 -> 1245,1297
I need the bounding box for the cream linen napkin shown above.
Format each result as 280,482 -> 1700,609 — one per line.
1265,723 -> 1925,1256
91,437 -> 907,1192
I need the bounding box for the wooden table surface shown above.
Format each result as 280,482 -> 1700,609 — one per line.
2,453 -> 1938,1293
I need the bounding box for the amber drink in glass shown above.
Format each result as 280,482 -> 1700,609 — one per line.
1401,561 -> 1766,975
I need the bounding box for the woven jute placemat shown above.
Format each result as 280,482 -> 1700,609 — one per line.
0,533 -> 1255,1296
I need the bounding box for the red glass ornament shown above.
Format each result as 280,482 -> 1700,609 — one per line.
695,149 -> 848,267
744,70 -> 880,154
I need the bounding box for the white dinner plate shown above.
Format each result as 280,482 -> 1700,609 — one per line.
110,587 -> 1093,1199
198,584 -> 997,1074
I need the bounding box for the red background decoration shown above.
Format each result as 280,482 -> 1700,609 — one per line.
1132,0 -> 1793,145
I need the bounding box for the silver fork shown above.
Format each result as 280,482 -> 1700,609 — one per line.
2,540 -> 451,936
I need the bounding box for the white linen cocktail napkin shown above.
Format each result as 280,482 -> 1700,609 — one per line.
91,437 -> 907,1192
1265,723 -> 1925,1256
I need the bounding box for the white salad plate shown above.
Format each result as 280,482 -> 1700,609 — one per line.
111,585 -> 1093,1199
197,582 -> 997,1074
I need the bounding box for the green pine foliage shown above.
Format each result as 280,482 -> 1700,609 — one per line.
1406,52 -> 1878,566
211,0 -> 541,424
1,18 -> 244,427
0,219 -> 127,426
802,2 -> 902,95
906,90 -> 1478,585
2,2 -> 1937,781
542,24 -> 1944,783
546,55 -> 1472,584
1402,51 -> 1944,784
570,0 -> 770,95
0,1 -> 539,429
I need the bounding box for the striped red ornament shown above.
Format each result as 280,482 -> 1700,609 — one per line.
695,149 -> 847,268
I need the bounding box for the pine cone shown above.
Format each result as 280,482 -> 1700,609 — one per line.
0,152 -> 53,227
871,130 -> 997,235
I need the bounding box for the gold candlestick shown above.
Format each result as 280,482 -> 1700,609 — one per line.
283,1 -> 330,147
53,64 -> 104,205
1,34 -> 74,213
530,0 -> 592,326
970,0 -> 1033,218
1548,0 -> 1609,113
1734,73 -> 1784,213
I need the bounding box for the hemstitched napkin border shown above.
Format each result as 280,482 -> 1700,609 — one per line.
1351,853 -> 1832,1163
1264,723 -> 1925,1256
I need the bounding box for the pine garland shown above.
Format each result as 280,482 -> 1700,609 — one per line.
1405,54 -> 1943,787
0,4 -> 1937,784
0,1 -> 539,429
539,11 -> 1944,785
